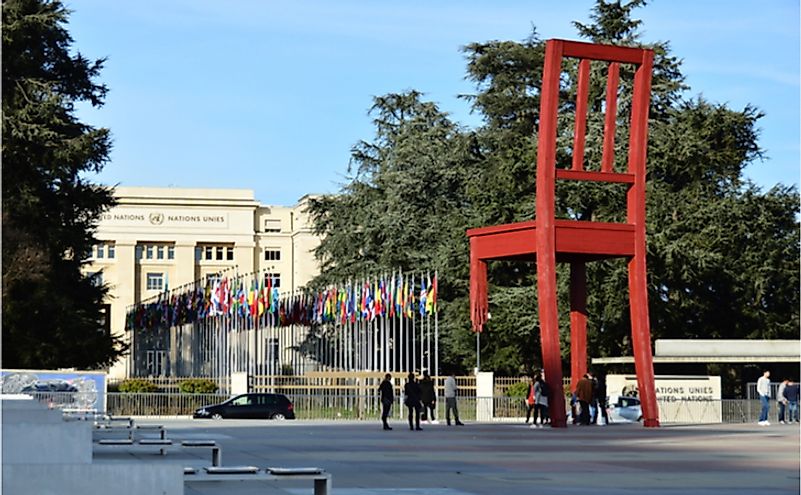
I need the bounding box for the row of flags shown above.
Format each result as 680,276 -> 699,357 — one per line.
126,272 -> 438,333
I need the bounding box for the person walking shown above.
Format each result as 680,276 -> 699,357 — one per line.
593,371 -> 609,426
530,372 -> 549,428
524,376 -> 537,424
404,372 -> 423,431
757,370 -> 771,426
777,379 -> 788,424
444,373 -> 464,426
785,380 -> 800,423
576,373 -> 594,426
378,373 -> 394,430
419,371 -> 436,424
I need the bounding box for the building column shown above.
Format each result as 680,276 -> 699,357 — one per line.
173,242 -> 197,288
109,241 -> 136,379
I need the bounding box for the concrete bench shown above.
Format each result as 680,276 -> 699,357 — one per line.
135,424 -> 166,440
180,441 -> 221,467
184,466 -> 331,495
62,408 -> 102,421
95,416 -> 134,427
94,423 -> 165,441
94,425 -> 133,441
94,439 -> 221,466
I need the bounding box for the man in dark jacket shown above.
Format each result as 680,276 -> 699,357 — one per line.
404,372 -> 423,431
785,380 -> 800,423
378,373 -> 394,430
419,371 -> 436,423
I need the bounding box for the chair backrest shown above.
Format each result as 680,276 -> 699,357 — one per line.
535,39 -> 654,227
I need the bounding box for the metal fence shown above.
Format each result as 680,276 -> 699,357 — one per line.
17,391 -> 773,424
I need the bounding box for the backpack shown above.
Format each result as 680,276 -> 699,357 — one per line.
539,380 -> 550,398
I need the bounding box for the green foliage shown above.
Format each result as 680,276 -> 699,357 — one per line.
178,378 -> 219,394
118,379 -> 160,393
2,0 -> 124,369
307,0 -> 800,375
505,381 -> 530,398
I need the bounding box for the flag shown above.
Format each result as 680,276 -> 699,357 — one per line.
258,276 -> 266,317
419,276 -> 427,316
426,273 -> 436,314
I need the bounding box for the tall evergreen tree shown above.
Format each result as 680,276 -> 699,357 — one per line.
2,0 -> 125,368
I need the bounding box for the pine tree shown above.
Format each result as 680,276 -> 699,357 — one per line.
2,0 -> 126,368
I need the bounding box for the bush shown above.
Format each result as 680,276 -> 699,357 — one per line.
178,378 -> 219,394
118,379 -> 160,393
505,381 -> 530,398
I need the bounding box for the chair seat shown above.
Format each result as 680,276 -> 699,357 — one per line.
468,219 -> 634,261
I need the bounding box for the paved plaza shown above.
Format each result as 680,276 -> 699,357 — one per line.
91,417 -> 801,495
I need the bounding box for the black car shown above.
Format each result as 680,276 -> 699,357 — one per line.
193,393 -> 295,420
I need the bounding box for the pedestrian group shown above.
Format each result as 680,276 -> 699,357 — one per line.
379,371 -> 464,431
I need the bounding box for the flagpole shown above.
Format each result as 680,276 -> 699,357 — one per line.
434,270 -> 439,381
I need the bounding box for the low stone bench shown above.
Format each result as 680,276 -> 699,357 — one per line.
184,466 -> 331,495
135,424 -> 166,440
180,440 -> 221,467
93,424 -> 134,441
94,439 -> 221,466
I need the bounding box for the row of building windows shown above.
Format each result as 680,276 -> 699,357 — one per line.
136,243 -> 175,261
98,242 -> 282,265
196,245 -> 235,261
94,242 -> 116,259
145,272 -> 281,292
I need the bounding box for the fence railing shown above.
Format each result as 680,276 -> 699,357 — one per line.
17,391 -> 770,425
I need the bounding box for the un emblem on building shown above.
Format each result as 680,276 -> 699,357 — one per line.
149,212 -> 164,225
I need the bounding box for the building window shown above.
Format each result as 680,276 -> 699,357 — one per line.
146,245 -> 154,259
167,246 -> 175,260
96,245 -> 104,259
264,219 -> 281,233
156,245 -> 164,260
135,245 -> 143,260
264,249 -> 281,261
264,273 -> 280,288
107,243 -> 115,259
146,272 -> 164,291
197,244 -> 235,262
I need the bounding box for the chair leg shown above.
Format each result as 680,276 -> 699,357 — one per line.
628,253 -> 659,427
536,249 -> 566,427
570,262 -> 588,392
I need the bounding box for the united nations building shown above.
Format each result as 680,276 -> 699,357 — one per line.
85,187 -> 321,378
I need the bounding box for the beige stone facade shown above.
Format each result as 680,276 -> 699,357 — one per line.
85,187 -> 321,378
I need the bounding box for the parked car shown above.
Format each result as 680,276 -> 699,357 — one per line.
608,395 -> 642,422
193,393 -> 295,420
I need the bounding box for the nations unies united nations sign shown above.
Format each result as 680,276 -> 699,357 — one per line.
99,209 -> 229,230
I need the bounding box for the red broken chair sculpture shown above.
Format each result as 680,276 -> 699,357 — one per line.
467,39 -> 660,427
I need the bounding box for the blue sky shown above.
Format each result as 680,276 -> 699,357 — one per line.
69,0 -> 799,206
